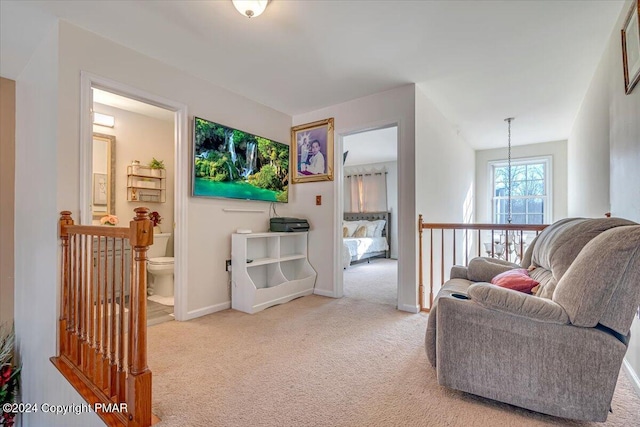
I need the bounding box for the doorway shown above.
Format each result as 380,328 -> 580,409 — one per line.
340,126 -> 399,307
80,72 -> 188,322
92,89 -> 176,325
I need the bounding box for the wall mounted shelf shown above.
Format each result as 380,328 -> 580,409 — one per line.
127,165 -> 166,203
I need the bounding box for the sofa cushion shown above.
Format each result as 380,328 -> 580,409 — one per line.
520,233 -> 539,269
553,225 -> 640,335
529,267 -> 556,298
530,218 -> 636,295
491,268 -> 539,293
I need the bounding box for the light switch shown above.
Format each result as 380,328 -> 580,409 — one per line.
316,195 -> 322,205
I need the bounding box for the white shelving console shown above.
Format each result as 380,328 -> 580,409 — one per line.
231,231 -> 317,314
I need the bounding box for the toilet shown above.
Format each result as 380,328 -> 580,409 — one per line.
147,233 -> 174,297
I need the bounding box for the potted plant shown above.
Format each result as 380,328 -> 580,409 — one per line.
148,158 -> 165,177
1,324 -> 20,427
149,211 -> 162,234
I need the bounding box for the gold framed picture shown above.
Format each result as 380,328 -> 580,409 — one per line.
291,118 -> 334,183
622,0 -> 640,94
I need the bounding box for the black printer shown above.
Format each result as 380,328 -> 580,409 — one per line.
270,217 -> 310,232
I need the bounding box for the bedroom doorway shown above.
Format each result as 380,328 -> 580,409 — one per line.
341,126 -> 398,308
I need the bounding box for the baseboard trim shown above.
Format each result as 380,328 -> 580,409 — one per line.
313,288 -> 336,298
623,358 -> 640,398
184,301 -> 230,320
398,303 -> 420,314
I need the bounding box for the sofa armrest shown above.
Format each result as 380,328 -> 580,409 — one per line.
467,257 -> 520,282
450,265 -> 468,279
468,283 -> 569,324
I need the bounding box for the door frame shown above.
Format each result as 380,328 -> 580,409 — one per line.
79,71 -> 189,321
333,122 -> 400,302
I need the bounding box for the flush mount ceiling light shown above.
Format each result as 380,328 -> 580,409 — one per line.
232,0 -> 269,18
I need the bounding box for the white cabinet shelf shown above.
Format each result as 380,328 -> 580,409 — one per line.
232,232 -> 317,314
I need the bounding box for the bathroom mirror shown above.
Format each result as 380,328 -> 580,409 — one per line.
92,133 -> 116,217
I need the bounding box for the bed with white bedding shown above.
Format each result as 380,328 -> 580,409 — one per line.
342,212 -> 390,268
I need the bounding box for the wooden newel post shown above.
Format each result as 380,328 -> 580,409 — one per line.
59,211 -> 74,357
127,207 -> 152,427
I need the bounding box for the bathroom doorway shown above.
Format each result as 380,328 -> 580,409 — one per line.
92,88 -> 176,326
80,72 -> 189,325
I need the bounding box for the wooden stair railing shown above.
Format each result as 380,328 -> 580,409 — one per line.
51,208 -> 153,427
418,214 -> 548,312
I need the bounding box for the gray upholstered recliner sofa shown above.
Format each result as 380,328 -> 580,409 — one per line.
425,217 -> 640,422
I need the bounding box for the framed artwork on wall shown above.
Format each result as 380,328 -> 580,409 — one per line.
93,173 -> 108,206
291,118 -> 334,183
622,0 -> 640,95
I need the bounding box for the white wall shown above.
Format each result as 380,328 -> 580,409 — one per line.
15,23 -> 103,427
12,20 -> 303,425
56,22 -> 302,320
344,160 -> 398,259
568,0 -> 640,391
415,86 -> 476,299
475,140 -> 568,223
293,85 -> 417,311
567,60 -> 611,217
92,103 -> 175,238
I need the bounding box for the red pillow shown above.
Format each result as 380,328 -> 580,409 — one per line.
491,268 -> 539,294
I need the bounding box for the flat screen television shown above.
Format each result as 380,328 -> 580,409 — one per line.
192,117 -> 289,203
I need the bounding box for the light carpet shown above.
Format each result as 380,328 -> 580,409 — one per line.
148,259 -> 640,426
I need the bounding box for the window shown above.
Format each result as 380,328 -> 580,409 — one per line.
490,157 -> 551,224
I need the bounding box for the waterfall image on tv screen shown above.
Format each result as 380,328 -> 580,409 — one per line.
192,117 -> 289,202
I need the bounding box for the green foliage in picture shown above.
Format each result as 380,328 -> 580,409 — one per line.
193,117 -> 289,202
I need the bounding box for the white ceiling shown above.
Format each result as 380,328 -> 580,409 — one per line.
344,127 -> 397,166
0,1 -> 624,149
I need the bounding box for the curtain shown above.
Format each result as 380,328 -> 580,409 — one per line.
344,170 -> 387,212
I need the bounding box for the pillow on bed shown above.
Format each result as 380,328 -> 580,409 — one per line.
343,221 -> 360,237
354,225 -> 368,238
372,220 -> 386,237
364,221 -> 378,237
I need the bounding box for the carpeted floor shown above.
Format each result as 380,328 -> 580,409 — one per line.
342,258 -> 398,307
147,258 -> 640,426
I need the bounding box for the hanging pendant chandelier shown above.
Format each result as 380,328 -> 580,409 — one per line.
504,117 -> 514,224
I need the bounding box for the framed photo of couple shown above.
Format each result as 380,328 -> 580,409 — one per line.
291,118 -> 334,183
